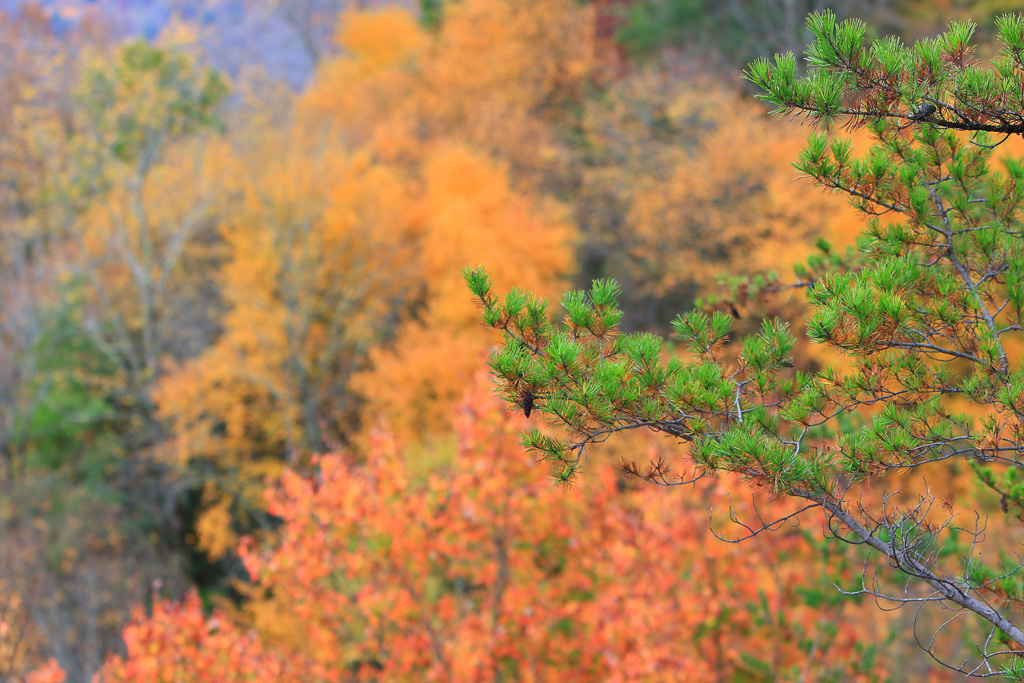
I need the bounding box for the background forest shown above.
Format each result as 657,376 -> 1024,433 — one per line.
0,0 -> 1020,681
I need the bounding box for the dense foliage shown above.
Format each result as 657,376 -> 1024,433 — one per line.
470,9 -> 1024,678
0,0 -> 1014,680
69,375 -> 886,682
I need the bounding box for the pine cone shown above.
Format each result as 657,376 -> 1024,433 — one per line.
522,390 -> 535,418
911,102 -> 937,121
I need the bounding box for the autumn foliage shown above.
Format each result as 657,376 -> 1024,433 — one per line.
0,0 -> 1002,679
62,372 -> 884,682
96,590 -> 314,683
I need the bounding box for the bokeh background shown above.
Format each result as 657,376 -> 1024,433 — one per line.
0,1 -> 1018,680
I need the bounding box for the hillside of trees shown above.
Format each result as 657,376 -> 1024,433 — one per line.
1,0 -> 1022,680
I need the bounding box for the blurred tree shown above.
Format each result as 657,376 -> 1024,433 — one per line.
85,589 -> 320,683
0,36 -> 227,682
302,0 -> 593,190
149,5 -> 586,570
57,372 -> 897,682
577,55 -> 864,331
353,144 -> 574,441
66,40 -> 228,405
239,373 -> 889,680
0,3 -> 104,485
155,129 -> 420,559
297,3 -> 586,442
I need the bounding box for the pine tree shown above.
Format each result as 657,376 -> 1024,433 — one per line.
468,11 -> 1024,678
